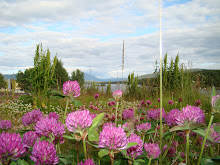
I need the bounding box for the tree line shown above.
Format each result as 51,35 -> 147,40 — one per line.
1,46 -> 219,96
16,43 -> 85,94
125,54 -> 220,100
138,54 -> 220,89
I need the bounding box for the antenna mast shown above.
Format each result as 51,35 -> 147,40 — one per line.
122,40 -> 124,92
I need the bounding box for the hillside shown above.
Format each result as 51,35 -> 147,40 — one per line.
3,73 -> 127,82
139,73 -> 159,79
190,69 -> 220,87
138,69 -> 220,87
84,72 -> 127,82
139,69 -> 218,79
3,74 -> 17,80
84,72 -> 100,81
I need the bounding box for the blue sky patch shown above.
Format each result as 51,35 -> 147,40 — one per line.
164,0 -> 192,7
0,27 -> 18,34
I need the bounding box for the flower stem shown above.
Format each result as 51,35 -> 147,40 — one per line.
159,0 -> 163,164
56,144 -> 61,154
83,139 -> 87,159
121,102 -> 123,125
162,143 -> 171,160
62,98 -> 69,124
171,151 -> 181,165
162,132 -> 176,161
72,150 -> 75,165
185,130 -> 190,165
153,123 -> 158,143
197,114 -> 214,165
218,144 -> 219,156
210,146 -> 213,157
109,152 -> 114,165
110,157 -> 114,165
76,141 -> 79,164
142,134 -> 145,143
128,159 -> 133,165
115,101 -> 119,126
148,158 -> 152,165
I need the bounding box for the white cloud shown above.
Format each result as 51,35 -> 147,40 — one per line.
0,0 -> 219,79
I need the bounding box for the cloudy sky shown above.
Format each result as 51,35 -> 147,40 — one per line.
0,0 -> 219,79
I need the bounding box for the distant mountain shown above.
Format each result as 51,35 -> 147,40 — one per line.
183,68 -> 209,73
4,69 -> 215,82
97,77 -> 127,82
84,72 -> 100,81
139,73 -> 158,79
3,73 -> 126,82
3,74 -> 17,80
138,69 -> 219,80
84,72 -> 127,82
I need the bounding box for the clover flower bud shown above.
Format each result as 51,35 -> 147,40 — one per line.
63,80 -> 80,97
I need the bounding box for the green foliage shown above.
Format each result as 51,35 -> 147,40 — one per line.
128,73 -> 139,92
19,94 -> 33,104
191,70 -> 220,88
11,79 -> 16,97
89,113 -> 105,131
71,69 -> 85,87
16,69 -> 33,92
124,142 -> 138,150
192,128 -> 214,142
49,90 -> 66,99
57,154 -> 73,165
63,135 -> 75,140
69,98 -> 82,106
213,99 -> 220,112
106,81 -> 111,94
159,53 -> 183,90
54,59 -> 69,89
211,86 -> 216,100
31,43 -> 57,93
170,122 -> 203,132
0,73 -> 7,88
30,43 -> 57,107
10,159 -> 29,165
86,81 -> 99,94
127,73 -> 142,99
201,157 -> 220,165
98,149 -> 110,158
88,113 -> 105,141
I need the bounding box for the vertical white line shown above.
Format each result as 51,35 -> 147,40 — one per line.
122,40 -> 124,92
159,0 -> 163,161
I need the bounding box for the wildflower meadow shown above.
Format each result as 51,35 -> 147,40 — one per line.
0,79 -> 220,165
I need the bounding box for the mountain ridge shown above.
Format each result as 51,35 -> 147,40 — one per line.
3,68 -> 218,82
2,73 -> 127,82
